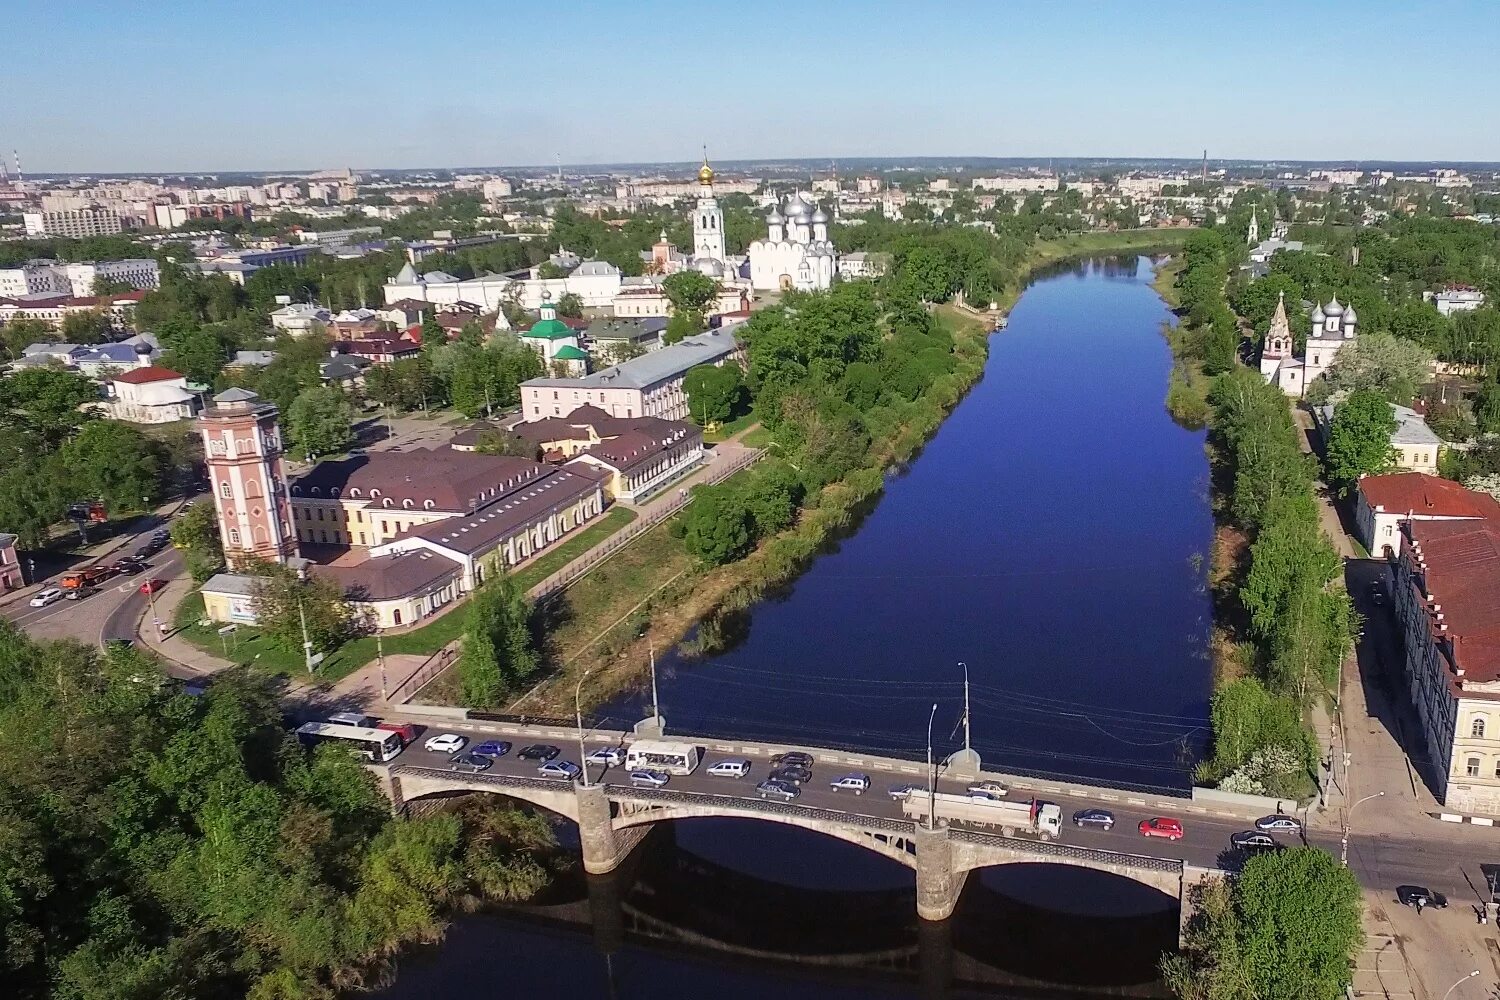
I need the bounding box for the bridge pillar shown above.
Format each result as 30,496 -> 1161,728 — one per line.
914,826 -> 966,922
577,783 -> 625,874
376,770 -> 407,817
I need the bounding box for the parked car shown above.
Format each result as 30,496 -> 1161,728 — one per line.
29,587 -> 63,608
1367,582 -> 1386,606
769,765 -> 813,785
472,740 -> 512,758
1230,831 -> 1282,854
1138,817 -> 1184,841
888,783 -> 924,801
151,528 -> 170,542
449,752 -> 492,774
829,773 -> 871,795
756,779 -> 800,801
518,744 -> 560,761
1254,814 -> 1302,834
328,711 -> 377,728
138,579 -> 168,595
967,781 -> 1008,800
1396,885 -> 1448,909
538,760 -> 582,780
629,769 -> 670,788
771,751 -> 814,770
1072,808 -> 1116,831
424,733 -> 467,754
707,758 -> 752,778
586,747 -> 626,767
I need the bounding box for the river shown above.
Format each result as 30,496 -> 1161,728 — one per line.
367,255 -> 1214,998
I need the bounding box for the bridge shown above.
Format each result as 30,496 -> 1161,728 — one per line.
374,711 -> 1253,925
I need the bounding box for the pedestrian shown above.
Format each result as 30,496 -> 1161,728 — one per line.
1416,896 -> 1425,916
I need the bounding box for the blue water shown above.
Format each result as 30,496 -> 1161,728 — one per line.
603,256 -> 1214,791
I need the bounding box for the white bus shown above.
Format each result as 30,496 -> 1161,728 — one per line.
625,739 -> 703,776
297,722 -> 404,763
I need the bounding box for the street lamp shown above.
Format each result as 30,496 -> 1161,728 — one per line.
925,702 -> 938,831
575,668 -> 593,787
1341,790 -> 1385,866
1441,970 -> 1480,1000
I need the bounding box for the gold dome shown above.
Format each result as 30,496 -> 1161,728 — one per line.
698,159 -> 714,184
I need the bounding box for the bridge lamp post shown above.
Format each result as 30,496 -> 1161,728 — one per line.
1341,790 -> 1384,867
575,668 -> 592,787
1441,970 -> 1480,1000
926,702 -> 938,831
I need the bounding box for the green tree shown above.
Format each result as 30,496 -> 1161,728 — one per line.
169,503 -> 225,582
1324,389 -> 1398,493
555,292 -> 584,318
0,457 -> 65,548
0,367 -> 99,449
60,310 -> 111,345
58,421 -> 164,515
249,561 -> 360,661
0,317 -> 57,359
680,488 -> 752,565
473,430 -> 539,460
661,270 -> 719,314
1308,331 -> 1434,404
90,276 -> 134,296
456,570 -> 537,708
285,385 -> 355,460
160,324 -> 231,384
1474,378 -> 1500,436
663,309 -> 703,346
682,363 -> 746,424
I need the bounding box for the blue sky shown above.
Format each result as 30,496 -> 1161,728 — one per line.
5,0 -> 1496,172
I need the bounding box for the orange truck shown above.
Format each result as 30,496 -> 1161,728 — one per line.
60,565 -> 113,589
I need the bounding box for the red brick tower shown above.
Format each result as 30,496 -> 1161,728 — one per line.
198,388 -> 299,569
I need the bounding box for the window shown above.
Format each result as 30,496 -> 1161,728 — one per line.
382,521 -> 389,533
228,528 -> 240,545
1468,757 -> 1481,777
393,608 -> 402,626
316,509 -> 324,521
220,482 -> 232,498
403,499 -> 413,509
319,530 -> 328,543
1474,718 -> 1487,739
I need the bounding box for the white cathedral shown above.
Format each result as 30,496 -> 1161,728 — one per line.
749,192 -> 838,292
1260,290 -> 1359,397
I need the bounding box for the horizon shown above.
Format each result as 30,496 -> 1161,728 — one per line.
3,0 -> 1496,172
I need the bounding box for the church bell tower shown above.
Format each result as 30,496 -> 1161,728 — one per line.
693,151 -> 725,263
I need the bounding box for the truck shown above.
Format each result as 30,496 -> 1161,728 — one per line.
60,565 -> 112,590
901,792 -> 1063,840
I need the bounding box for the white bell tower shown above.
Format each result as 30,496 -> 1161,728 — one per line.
693,150 -> 725,263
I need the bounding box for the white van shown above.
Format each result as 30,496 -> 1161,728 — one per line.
625,740 -> 703,776
707,758 -> 751,778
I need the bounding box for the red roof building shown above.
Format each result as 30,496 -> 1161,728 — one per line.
1355,472 -> 1500,557
110,365 -> 185,385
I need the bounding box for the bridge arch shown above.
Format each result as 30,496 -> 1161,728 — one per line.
391,771 -> 582,824
949,836 -> 1184,900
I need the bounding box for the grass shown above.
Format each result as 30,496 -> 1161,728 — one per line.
703,406 -> 758,443
509,507 -> 637,592
740,425 -> 772,448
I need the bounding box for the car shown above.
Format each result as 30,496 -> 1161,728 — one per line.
1072,808 -> 1116,831
449,752 -> 492,774
112,559 -> 143,575
151,528 -> 170,542
888,783 -> 924,801
756,778 -> 800,801
64,586 -> 94,602
132,548 -> 154,561
175,501 -> 196,516
328,711 -> 377,728
585,747 -> 626,767
472,740 -> 512,758
967,781 -> 1009,800
830,773 -> 871,794
1138,817 -> 1184,841
707,758 -> 752,778
1254,814 -> 1302,834
629,769 -> 670,788
1367,582 -> 1386,606
1395,885 -> 1448,909
518,744 -> 560,761
424,733 -> 467,754
29,588 -> 63,608
1230,831 -> 1282,854
769,765 -> 812,785
538,759 -> 582,780
771,751 -> 814,770
139,579 -> 168,595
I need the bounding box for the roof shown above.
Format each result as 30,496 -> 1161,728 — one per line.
585,316 -> 667,341
200,572 -> 262,598
1391,404 -> 1443,448
111,365 -> 184,385
399,466 -> 603,557
522,328 -> 739,392
312,550 -> 460,601
230,350 -> 278,367
320,356 -> 371,380
1406,520 -> 1500,686
291,449 -> 557,513
1361,473 -> 1500,520
524,317 -> 574,340
553,345 -> 589,362
568,423 -> 701,477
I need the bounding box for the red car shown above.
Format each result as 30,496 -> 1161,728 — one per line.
139,579 -> 168,595
1138,817 -> 1184,841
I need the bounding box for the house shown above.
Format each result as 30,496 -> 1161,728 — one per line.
563,420 -> 704,502
1430,286 -> 1486,317
1355,472 -> 1500,557
228,350 -> 278,370
328,308 -> 383,338
269,302 -> 331,334
1315,401 -> 1442,475
332,338 -> 420,364
1393,518 -> 1500,815
73,337 -> 160,378
0,533 -> 22,591
320,354 -> 371,390
584,317 -> 667,356
108,366 -> 199,423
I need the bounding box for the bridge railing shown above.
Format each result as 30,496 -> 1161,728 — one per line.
613,785 -> 919,835
949,827 -> 1184,874
392,765 -> 571,795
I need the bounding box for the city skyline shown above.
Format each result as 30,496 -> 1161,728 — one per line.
4,0 -> 1497,172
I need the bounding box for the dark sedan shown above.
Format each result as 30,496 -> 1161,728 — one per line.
449,752 -> 492,774
1072,808 -> 1115,831
769,765 -> 813,785
1396,885 -> 1448,909
1230,831 -> 1282,854
517,744 -> 560,761
771,751 -> 814,770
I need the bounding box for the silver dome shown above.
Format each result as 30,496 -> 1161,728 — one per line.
1342,301 -> 1357,322
811,208 -> 829,223
766,208 -> 784,224
694,257 -> 724,277
1323,296 -> 1343,316
785,195 -> 813,218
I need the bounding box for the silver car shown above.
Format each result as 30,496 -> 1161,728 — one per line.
586,747 -> 626,767
629,769 -> 670,788
757,779 -> 800,801
829,773 -> 870,794
538,759 -> 582,780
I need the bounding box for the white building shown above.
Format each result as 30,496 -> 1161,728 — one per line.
691,159 -> 726,264
383,258 -> 618,317
1430,287 -> 1486,317
837,252 -> 887,281
24,208 -> 127,238
0,262 -> 70,298
748,192 -> 837,292
1355,472 -> 1500,558
482,178 -> 514,200
1313,402 -> 1442,476
269,302 -> 332,334
1260,292 -> 1358,397
971,176 -> 1060,194
107,366 -> 200,424
0,259 -> 157,298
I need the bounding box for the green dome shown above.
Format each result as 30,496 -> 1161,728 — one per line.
523,318 -> 573,340
553,345 -> 588,361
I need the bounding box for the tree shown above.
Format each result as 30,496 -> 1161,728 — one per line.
682,363 -> 745,424
249,560 -> 360,660
0,457 -> 64,548
1324,389 -> 1398,493
555,292 -> 584,318
473,430 -> 539,460
680,488 -> 752,565
1308,331 -> 1434,404
60,310 -> 112,345
170,503 -> 225,582
456,570 -> 537,708
661,271 -> 719,315
0,367 -> 100,449
0,317 -> 57,360
663,309 -> 703,345
596,340 -> 647,366
160,324 -> 230,384
58,421 -> 164,515
1474,378 -> 1500,436
285,385 -> 355,460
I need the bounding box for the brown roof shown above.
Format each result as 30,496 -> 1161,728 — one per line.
312,549 -> 459,601
1362,473 -> 1500,520
333,338 -> 419,358
402,466 -> 603,556
1408,520 -> 1500,686
513,405 -> 685,446
290,449 -> 555,513
568,423 -> 701,477
111,365 -> 184,384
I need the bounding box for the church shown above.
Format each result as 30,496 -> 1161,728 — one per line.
1259,291 -> 1358,397
748,192 -> 838,292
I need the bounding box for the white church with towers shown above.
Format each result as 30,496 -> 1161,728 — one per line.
749,192 -> 838,292
1259,290 -> 1359,397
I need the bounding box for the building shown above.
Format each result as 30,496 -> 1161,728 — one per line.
1394,518 -> 1500,815
0,261 -> 70,298
1260,292 -> 1358,397
1430,286 -> 1486,317
611,280 -> 748,320
73,335 -> 161,378
749,192 -> 837,292
108,366 -> 200,424
1355,472 -> 1500,557
519,296 -> 588,375
0,533 -> 22,591
199,388 -> 300,568
0,290 -> 144,331
971,176 -> 1060,194
837,252 -> 888,281
23,207 -> 127,238
521,326 -> 742,422
509,404 -> 705,502
691,158 -> 727,264
53,259 -> 160,297
482,178 -> 514,200
383,257 -> 619,315
583,317 -> 667,356
331,338 -> 419,365
269,302 -> 332,334
1314,402 -> 1442,475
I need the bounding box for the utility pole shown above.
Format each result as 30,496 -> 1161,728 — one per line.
959,661 -> 971,757
926,702 -> 938,831
377,632 -> 388,701
575,668 -> 593,786
298,597 -> 314,675
1342,791 -> 1384,866
649,644 -> 660,727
